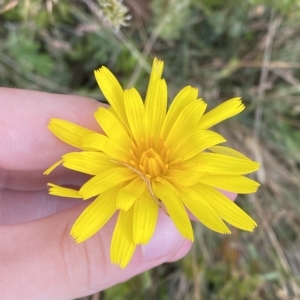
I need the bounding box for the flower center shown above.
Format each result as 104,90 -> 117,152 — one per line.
139,148 -> 167,178
128,140 -> 170,180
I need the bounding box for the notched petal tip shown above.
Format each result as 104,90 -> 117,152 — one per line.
71,233 -> 86,244
94,66 -> 114,86
243,222 -> 257,233
151,57 -> 164,79
70,233 -> 79,242
229,97 -> 245,111
111,259 -> 126,269
95,65 -> 120,81
153,57 -> 164,67
70,227 -> 88,243
94,66 -> 107,75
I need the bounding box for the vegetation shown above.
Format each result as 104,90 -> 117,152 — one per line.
1,0 -> 300,299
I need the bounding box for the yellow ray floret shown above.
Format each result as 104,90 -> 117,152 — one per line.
133,190 -> 158,245
198,97 -> 245,129
47,183 -> 82,198
116,176 -> 146,211
45,57 -> 260,268
48,119 -> 97,149
110,208 -> 136,269
71,189 -> 118,242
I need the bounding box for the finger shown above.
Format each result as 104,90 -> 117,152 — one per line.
0,206 -> 192,299
0,166 -> 91,191
0,189 -> 88,225
0,88 -> 104,170
0,165 -> 92,224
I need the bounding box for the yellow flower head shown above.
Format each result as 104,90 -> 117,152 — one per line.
45,58 -> 260,268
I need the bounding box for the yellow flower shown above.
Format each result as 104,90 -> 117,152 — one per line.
45,58 -> 260,268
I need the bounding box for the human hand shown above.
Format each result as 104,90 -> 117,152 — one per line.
0,88 -> 195,300
0,88 -> 236,300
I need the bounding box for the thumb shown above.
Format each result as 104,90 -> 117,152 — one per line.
0,205 -> 192,300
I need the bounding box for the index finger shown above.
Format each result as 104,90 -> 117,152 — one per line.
0,88 -> 104,170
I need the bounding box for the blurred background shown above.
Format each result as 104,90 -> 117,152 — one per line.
1,0 -> 300,299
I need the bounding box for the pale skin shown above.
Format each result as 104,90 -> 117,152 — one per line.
0,88 -> 236,300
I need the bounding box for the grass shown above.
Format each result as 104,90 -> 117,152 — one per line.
1,0 -> 300,299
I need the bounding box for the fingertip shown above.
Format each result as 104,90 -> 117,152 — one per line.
167,239 -> 193,262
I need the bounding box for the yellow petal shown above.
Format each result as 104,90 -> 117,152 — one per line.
194,184 -> 257,231
82,133 -> 130,161
94,67 -> 127,125
110,208 -> 136,268
61,152 -> 116,175
161,86 -> 198,139
165,168 -> 201,186
44,159 -> 63,175
79,167 -> 136,200
169,130 -> 226,164
94,107 -> 132,148
152,178 -> 194,241
145,58 -> 164,104
48,119 -> 97,149
47,183 -> 82,198
198,97 -> 244,129
107,106 -> 120,119
177,185 -> 231,234
198,174 -> 260,194
182,153 -> 260,175
116,176 -> 146,211
124,88 -> 146,148
71,188 -> 118,242
145,79 -> 167,149
133,190 -> 158,244
209,146 -> 251,160
165,100 -> 207,151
